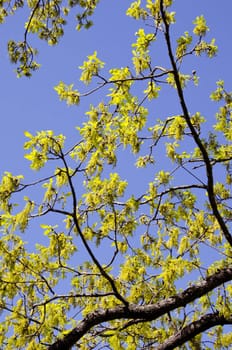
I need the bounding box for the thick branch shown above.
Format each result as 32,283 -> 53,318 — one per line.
160,0 -> 232,247
48,267 -> 232,349
156,312 -> 232,350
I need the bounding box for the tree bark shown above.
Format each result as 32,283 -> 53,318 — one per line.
156,312 -> 232,350
48,267 -> 232,349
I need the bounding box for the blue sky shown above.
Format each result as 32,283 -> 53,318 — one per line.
0,1 -> 230,253
0,1 -> 232,344
0,0 -> 232,181
0,0 -> 231,250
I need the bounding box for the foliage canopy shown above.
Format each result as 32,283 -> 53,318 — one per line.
0,0 -> 232,349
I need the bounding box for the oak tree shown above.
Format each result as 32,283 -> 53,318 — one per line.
0,0 -> 232,349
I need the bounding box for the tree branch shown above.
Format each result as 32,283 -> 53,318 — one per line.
156,312 -> 232,350
58,144 -> 129,307
48,267 -> 232,349
160,0 -> 232,247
